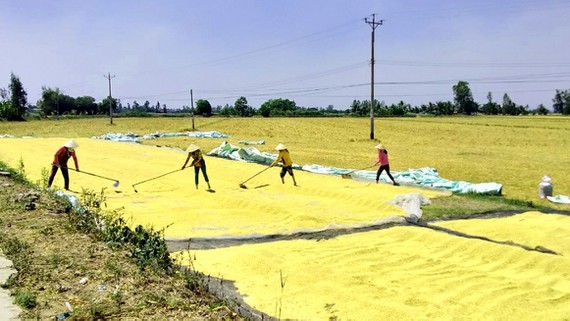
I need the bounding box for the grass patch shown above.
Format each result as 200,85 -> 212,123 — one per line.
14,291 -> 37,309
424,193 -> 554,220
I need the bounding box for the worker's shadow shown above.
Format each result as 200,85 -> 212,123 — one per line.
253,184 -> 270,189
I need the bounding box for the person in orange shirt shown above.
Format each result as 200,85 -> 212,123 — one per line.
181,144 -> 211,190
374,144 -> 399,186
47,139 -> 79,190
270,143 -> 297,186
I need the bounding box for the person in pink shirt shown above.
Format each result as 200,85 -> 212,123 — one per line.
374,144 -> 399,186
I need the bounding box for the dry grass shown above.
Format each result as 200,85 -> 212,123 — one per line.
0,174 -> 241,319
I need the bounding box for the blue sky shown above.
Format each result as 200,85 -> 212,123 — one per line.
1,0 -> 569,110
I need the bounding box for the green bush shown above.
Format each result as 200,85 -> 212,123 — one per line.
15,291 -> 37,309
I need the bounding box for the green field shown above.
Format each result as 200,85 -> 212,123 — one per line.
1,115 -> 569,210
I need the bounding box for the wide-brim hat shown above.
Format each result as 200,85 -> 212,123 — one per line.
275,143 -> 287,151
374,144 -> 385,150
64,139 -> 79,148
542,175 -> 552,183
186,144 -> 200,152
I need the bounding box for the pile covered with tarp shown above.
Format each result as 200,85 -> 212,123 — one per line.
208,141 -> 301,168
91,131 -> 229,143
303,165 -> 502,194
208,141 -> 503,194
91,132 -> 140,142
237,139 -> 265,145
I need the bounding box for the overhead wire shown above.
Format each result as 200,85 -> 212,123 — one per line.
59,1 -> 570,106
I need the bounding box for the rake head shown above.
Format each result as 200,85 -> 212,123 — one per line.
239,184 -> 248,189
113,181 -> 120,188
132,185 -> 138,193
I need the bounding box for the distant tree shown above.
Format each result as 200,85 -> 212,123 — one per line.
132,100 -> 141,110
143,100 -> 151,112
195,99 -> 212,116
386,101 -> 409,116
58,94 -> 76,115
234,96 -> 253,117
37,87 -> 62,116
535,104 -> 549,115
553,89 -> 570,115
36,87 -> 81,116
481,92 -> 500,115
564,93 -> 570,115
162,104 -> 167,113
552,90 -> 564,113
75,96 -> 97,115
99,97 -> 117,115
115,99 -> 123,113
1,73 -> 28,120
258,102 -> 271,117
518,104 -> 530,115
219,104 -> 237,116
0,87 -> 10,119
259,98 -> 296,117
350,100 -> 370,116
452,81 -> 477,115
429,101 -> 454,116
156,101 -> 160,113
501,93 -> 517,115
7,73 -> 28,120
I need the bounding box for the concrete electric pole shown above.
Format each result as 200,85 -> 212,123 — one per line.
104,73 -> 115,125
190,89 -> 195,131
365,14 -> 383,140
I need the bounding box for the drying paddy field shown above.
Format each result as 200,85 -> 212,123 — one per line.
1,115 -> 569,320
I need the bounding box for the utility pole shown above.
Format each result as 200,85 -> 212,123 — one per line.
190,89 -> 195,131
365,14 -> 383,140
104,73 -> 115,124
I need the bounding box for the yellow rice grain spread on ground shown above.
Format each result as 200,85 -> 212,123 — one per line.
177,222 -> 570,320
0,138 -> 444,238
3,137 -> 569,320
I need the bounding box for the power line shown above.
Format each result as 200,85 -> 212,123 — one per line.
378,0 -> 570,21
115,75 -> 570,103
378,60 -> 570,68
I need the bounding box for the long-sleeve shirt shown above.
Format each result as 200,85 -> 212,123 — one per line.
271,150 -> 293,167
53,147 -> 79,170
375,149 -> 389,166
190,150 -> 204,167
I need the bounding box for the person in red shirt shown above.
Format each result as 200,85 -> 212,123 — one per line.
47,139 -> 79,190
374,144 -> 399,186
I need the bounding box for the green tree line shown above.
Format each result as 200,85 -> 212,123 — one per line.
2,74 -> 570,121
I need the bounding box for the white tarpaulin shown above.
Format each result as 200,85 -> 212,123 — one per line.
209,141 -> 503,195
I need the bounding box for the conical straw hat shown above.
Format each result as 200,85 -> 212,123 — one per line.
275,143 -> 287,151
186,144 -> 200,152
64,139 -> 79,148
374,144 -> 385,150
